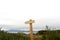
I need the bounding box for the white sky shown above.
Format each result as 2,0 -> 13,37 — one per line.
0,0 -> 60,30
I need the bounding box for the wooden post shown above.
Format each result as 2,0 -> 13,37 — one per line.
25,19 -> 35,40
46,25 -> 48,40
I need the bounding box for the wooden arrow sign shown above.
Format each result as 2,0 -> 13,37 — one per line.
25,19 -> 35,40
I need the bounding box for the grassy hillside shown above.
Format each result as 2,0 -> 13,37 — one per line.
0,30 -> 60,40
36,30 -> 60,40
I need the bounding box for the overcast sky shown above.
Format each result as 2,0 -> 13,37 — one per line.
0,0 -> 60,30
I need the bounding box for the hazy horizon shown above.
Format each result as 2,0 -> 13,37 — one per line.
0,0 -> 60,32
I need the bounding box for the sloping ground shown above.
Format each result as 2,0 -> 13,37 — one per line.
0,30 -> 30,40
0,30 -> 60,40
36,30 -> 60,40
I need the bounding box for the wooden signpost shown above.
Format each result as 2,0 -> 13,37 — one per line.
25,19 -> 35,40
